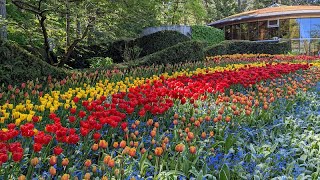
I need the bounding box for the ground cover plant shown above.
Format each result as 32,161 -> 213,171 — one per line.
0,55 -> 320,179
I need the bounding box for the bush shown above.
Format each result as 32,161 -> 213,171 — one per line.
89,57 -> 113,68
134,30 -> 190,57
68,43 -> 110,68
66,31 -> 190,67
206,40 -> 291,56
129,41 -> 206,67
0,40 -> 67,85
191,25 -> 224,46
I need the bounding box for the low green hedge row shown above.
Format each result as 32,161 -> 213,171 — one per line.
0,40 -> 67,85
127,40 -> 206,67
206,40 -> 291,56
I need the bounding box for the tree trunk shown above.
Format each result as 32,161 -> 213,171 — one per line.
66,0 -> 71,47
87,18 -> 95,45
0,0 -> 7,40
39,15 -> 53,64
76,15 -> 81,38
59,19 -> 92,67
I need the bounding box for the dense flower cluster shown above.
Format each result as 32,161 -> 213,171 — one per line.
0,55 -> 319,179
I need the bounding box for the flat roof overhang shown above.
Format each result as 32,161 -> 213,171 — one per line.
209,9 -> 320,27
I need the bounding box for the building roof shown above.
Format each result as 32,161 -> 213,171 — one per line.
208,5 -> 320,27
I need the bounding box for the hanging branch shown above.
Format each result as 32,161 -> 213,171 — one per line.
58,16 -> 95,67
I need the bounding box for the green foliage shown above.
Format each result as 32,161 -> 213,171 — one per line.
135,31 -> 191,57
0,40 -> 66,85
69,43 -> 110,68
129,41 -> 206,67
88,57 -> 113,69
205,40 -> 292,56
120,44 -> 142,62
71,31 -> 191,67
191,25 -> 224,46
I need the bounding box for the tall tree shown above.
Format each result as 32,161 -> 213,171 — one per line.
0,0 -> 7,40
12,0 -> 54,64
213,0 -> 237,20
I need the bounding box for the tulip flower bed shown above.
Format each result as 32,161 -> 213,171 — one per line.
0,55 -> 320,179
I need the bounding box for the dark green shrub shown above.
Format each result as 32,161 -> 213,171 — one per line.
0,40 -> 67,85
68,43 -> 110,68
66,31 -> 190,68
134,30 -> 190,57
129,41 -> 206,67
191,25 -> 224,46
206,40 -> 291,56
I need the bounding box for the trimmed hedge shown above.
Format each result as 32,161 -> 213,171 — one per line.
0,40 -> 67,85
134,30 -> 190,57
68,43 -> 110,68
206,40 -> 291,56
68,31 -> 190,67
128,41 -> 206,67
191,25 -> 224,46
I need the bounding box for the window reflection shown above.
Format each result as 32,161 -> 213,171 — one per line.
220,17 -> 320,54
240,23 -> 249,40
289,19 -> 300,39
232,24 -> 241,40
279,19 -> 290,39
268,27 -> 279,39
297,18 -> 311,39
258,21 -> 268,40
248,22 -> 258,40
225,25 -> 232,40
310,18 -> 320,38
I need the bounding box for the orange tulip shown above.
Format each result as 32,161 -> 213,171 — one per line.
154,147 -> 163,156
113,142 -> 119,148
120,140 -> 126,148
99,140 -> 108,149
91,143 -> 99,151
84,159 -> 91,167
189,146 -> 196,154
175,144 -> 185,152
49,166 -> 56,176
129,148 -> 136,157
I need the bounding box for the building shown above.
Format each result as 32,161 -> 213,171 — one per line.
208,4 -> 320,55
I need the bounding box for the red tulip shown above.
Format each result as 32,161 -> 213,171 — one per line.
53,146 -> 63,155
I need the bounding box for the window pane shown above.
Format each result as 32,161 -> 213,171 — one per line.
225,25 -> 232,40
310,18 -> 320,38
289,19 -> 300,39
240,23 -> 248,40
232,24 -> 241,40
258,21 -> 268,40
268,27 -> 279,39
310,39 -> 320,56
248,22 -> 258,40
279,19 -> 290,39
297,18 -> 311,39
291,40 -> 300,54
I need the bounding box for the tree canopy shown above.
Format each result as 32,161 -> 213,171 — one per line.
0,0 -> 319,66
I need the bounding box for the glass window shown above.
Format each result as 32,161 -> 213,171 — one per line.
291,40 -> 300,54
248,22 -> 258,40
225,25 -> 232,40
240,23 -> 249,40
310,39 -> 320,56
279,19 -> 290,39
297,18 -> 311,39
258,21 -> 268,40
268,27 -> 279,39
232,24 -> 241,40
289,19 -> 300,39
310,18 -> 320,38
